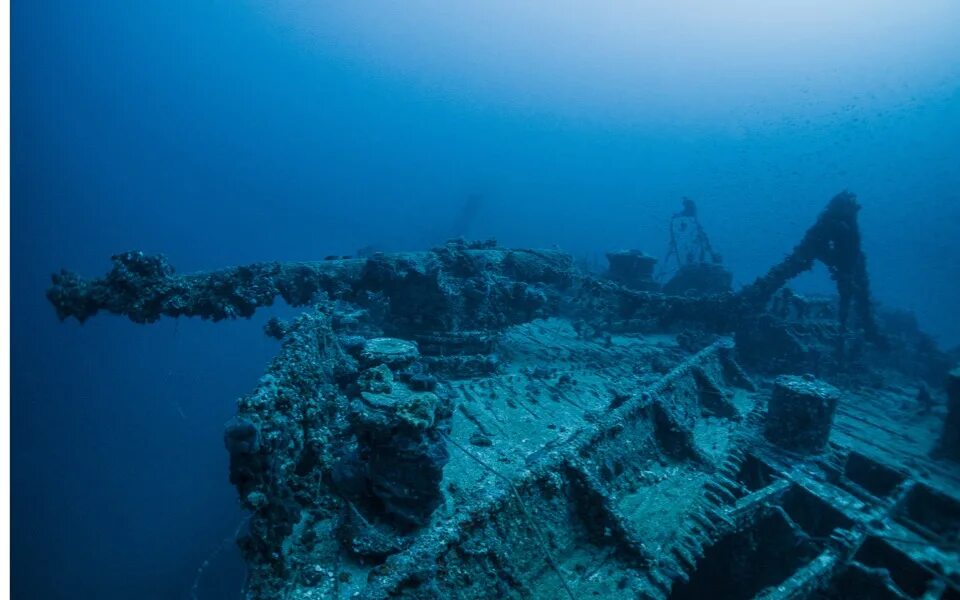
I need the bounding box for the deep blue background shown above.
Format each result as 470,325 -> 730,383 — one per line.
12,2 -> 960,598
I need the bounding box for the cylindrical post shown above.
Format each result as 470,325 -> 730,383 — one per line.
765,375 -> 840,453
935,366 -> 960,460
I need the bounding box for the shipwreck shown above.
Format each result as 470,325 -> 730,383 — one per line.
47,192 -> 960,599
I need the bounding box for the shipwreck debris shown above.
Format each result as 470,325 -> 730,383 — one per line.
604,249 -> 660,291
336,362 -> 451,536
764,374 -> 840,453
934,366 -> 960,461
739,191 -> 880,343
43,192 -> 959,599
659,197 -> 732,296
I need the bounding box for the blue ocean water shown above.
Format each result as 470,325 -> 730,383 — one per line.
11,2 -> 960,598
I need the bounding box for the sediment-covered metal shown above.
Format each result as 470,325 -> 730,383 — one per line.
45,193 -> 960,599
738,191 -> 880,342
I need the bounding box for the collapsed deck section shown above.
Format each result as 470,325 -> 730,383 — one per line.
265,322 -> 761,599
261,318 -> 960,600
663,379 -> 960,600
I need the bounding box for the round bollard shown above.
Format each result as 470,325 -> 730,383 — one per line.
765,375 -> 840,453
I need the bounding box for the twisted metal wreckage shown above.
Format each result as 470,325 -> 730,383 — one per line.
49,192 -> 960,599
